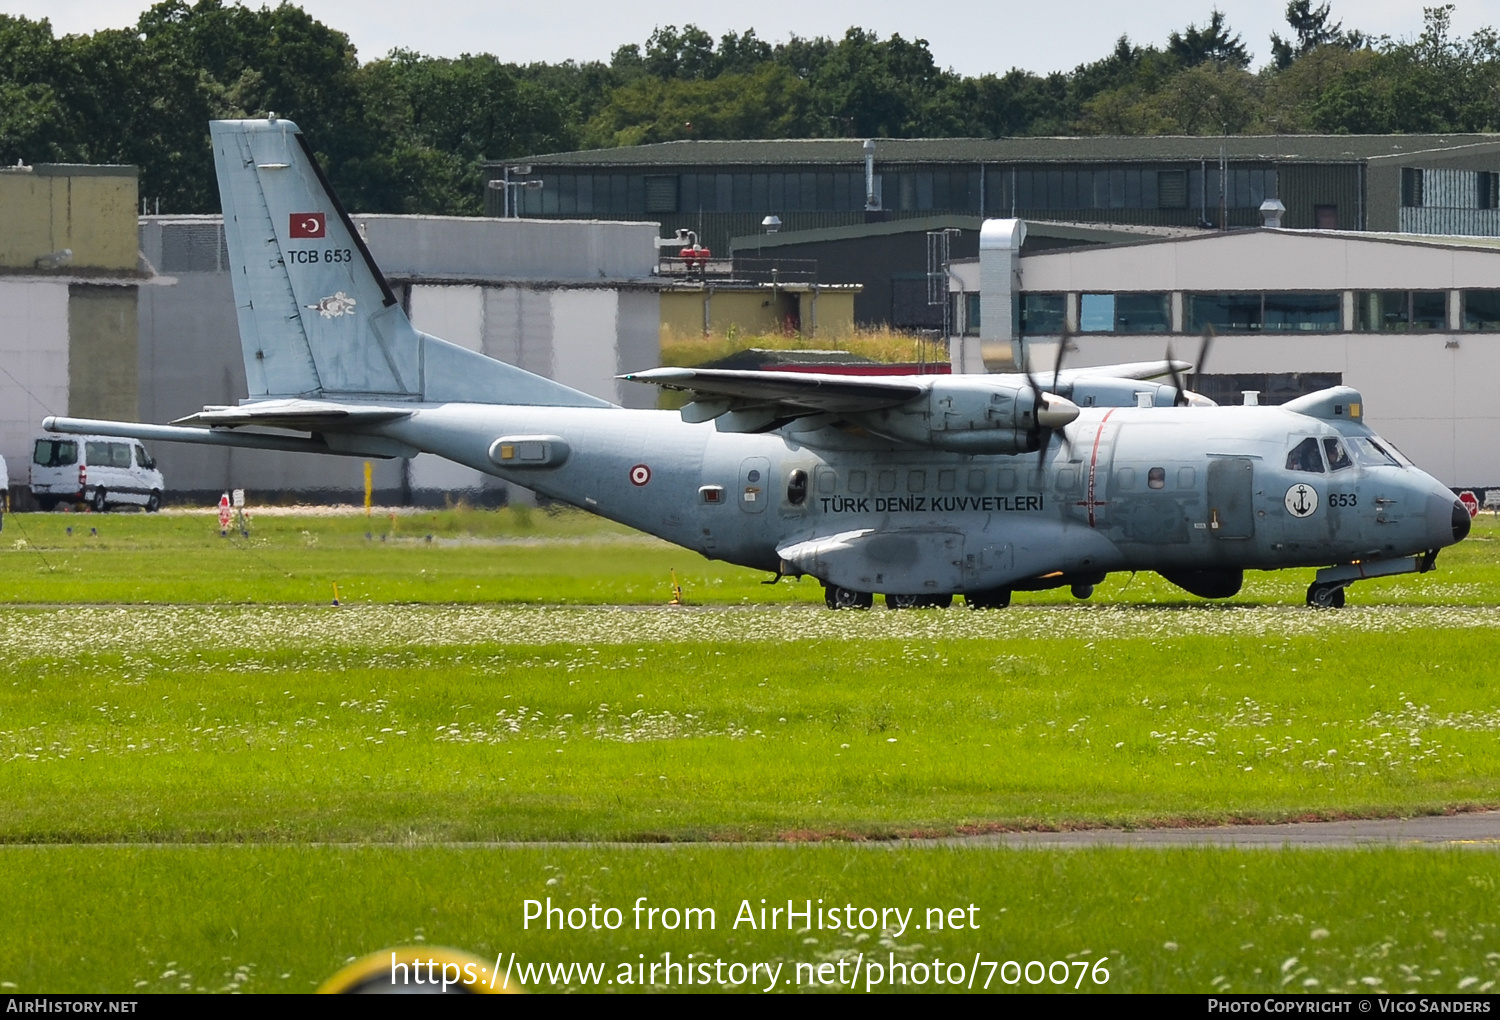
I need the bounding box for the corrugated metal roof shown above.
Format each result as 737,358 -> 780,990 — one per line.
503,135 -> 1500,169
1019,225 -> 1500,259
728,216 -> 1207,252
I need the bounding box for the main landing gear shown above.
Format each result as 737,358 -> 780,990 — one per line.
964,588 -> 1012,610
884,593 -> 953,610
823,585 -> 873,610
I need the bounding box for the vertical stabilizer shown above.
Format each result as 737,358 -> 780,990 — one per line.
211,118 -> 610,408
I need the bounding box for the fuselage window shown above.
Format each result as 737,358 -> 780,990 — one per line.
815,467 -> 836,494
1287,437 -> 1326,473
1115,467 -> 1136,490
786,469 -> 808,506
848,470 -> 868,493
907,469 -> 926,492
1177,466 -> 1196,489
1147,467 -> 1166,489
995,468 -> 1017,492
938,469 -> 956,492
878,470 -> 896,493
966,468 -> 986,493
1323,438 -> 1353,471
1056,468 -> 1077,491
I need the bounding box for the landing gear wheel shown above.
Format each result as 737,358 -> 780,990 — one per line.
1071,583 -> 1095,599
965,588 -> 1012,610
1306,582 -> 1346,609
146,490 -> 161,513
884,593 -> 954,610
90,488 -> 107,513
824,585 -> 873,610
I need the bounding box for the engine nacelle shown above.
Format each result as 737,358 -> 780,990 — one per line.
850,377 -> 1079,455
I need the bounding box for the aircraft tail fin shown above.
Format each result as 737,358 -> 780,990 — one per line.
210,118 -> 609,408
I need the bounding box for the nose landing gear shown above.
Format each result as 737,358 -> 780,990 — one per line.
1305,581 -> 1347,609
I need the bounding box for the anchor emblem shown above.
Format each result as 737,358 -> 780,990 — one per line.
1284,483 -> 1319,518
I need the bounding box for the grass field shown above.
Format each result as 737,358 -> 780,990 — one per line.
2,507 -> 1498,992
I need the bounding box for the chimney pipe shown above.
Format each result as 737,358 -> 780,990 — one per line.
863,139 -> 879,211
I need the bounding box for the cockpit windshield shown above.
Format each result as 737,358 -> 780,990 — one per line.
1286,437 -> 1325,473
1323,437 -> 1353,471
1349,437 -> 1403,468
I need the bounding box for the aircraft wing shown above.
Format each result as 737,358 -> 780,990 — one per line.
1053,360 -> 1192,384
620,368 -> 924,417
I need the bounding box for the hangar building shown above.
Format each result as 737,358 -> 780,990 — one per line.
964,218 -> 1500,488
494,133 -> 1500,327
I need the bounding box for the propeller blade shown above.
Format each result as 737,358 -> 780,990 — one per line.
1051,323 -> 1069,393
1192,324 -> 1215,393
1165,342 -> 1189,407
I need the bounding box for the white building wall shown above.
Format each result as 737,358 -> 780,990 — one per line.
551,289 -> 621,403
1014,228 -> 1500,486
407,284 -> 491,494
0,280 -> 69,482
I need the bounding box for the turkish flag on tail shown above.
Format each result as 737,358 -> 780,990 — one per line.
289,213 -> 326,238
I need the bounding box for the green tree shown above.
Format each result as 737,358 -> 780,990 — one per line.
583,63 -> 812,147
1168,9 -> 1251,69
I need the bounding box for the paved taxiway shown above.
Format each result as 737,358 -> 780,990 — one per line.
951,812 -> 1500,849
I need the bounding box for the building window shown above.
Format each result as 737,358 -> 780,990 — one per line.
1401,168 -> 1425,208
1356,291 -> 1448,332
1020,293 -> 1065,334
1264,293 -> 1340,331
1186,293 -> 1264,332
1314,205 -> 1339,229
1463,290 -> 1500,330
1481,171 -> 1499,210
1187,293 -> 1339,332
1157,170 -> 1188,209
1079,293 -> 1170,333
962,293 -> 981,335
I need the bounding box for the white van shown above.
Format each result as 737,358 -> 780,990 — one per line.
30,435 -> 165,512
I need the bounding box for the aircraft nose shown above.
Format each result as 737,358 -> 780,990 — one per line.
1451,496 -> 1472,543
1426,488 -> 1471,547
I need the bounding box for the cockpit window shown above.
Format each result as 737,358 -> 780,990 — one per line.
1349,437 -> 1401,469
1323,437 -> 1353,471
1286,437 -> 1326,473
1376,436 -> 1415,467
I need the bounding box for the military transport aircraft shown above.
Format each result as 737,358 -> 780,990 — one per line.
43,118 -> 1470,610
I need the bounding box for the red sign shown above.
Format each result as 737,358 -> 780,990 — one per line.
1460,490 -> 1480,518
289,213 -> 326,238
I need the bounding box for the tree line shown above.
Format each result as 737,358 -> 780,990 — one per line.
1,1 -> 1497,215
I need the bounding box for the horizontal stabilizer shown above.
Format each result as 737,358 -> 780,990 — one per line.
173,400 -> 413,430
42,415 -> 414,458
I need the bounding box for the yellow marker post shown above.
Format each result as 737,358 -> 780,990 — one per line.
363,460 -> 373,516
